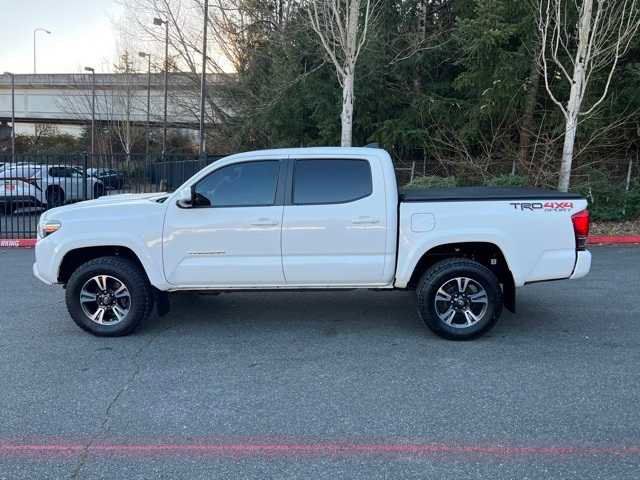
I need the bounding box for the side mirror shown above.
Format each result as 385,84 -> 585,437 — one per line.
176,187 -> 194,208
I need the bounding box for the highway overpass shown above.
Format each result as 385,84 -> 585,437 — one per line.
0,73 -> 227,131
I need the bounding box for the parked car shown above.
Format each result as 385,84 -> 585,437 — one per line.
0,161 -> 30,174
33,147 -> 591,340
86,168 -> 125,190
1,164 -> 104,211
0,178 -> 43,212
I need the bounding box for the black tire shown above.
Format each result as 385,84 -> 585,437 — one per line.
46,187 -> 65,207
93,183 -> 104,199
416,258 -> 503,341
65,256 -> 153,337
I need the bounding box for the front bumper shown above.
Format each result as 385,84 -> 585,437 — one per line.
32,237 -> 60,285
33,261 -> 54,285
570,250 -> 592,280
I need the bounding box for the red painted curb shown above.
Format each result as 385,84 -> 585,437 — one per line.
0,239 -> 37,248
588,235 -> 640,245
1,236 -> 639,249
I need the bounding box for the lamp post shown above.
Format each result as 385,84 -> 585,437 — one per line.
199,0 -> 209,158
153,17 -> 169,160
84,67 -> 96,160
33,28 -> 51,74
138,52 -> 152,162
3,72 -> 15,164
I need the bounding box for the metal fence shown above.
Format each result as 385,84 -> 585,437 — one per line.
9,150 -> 625,238
0,153 -> 223,238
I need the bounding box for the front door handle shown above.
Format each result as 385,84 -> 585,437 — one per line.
250,218 -> 279,227
351,216 -> 381,225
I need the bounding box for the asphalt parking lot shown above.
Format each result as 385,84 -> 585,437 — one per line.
1,246 -> 639,479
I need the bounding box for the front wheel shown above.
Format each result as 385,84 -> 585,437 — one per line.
65,256 -> 153,336
416,258 -> 503,341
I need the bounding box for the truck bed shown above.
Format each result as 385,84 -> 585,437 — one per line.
400,187 -> 583,203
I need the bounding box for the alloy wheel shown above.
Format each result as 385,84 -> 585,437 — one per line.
79,275 -> 131,325
434,276 -> 489,328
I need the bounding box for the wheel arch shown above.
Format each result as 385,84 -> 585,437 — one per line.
406,242 -> 516,313
58,246 -> 148,285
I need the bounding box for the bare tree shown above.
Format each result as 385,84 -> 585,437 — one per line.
61,70 -> 146,162
538,0 -> 640,191
119,0 -> 295,146
112,52 -> 141,163
307,0 -> 380,147
119,0 -> 224,126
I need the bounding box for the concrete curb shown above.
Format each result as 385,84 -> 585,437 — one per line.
2,236 -> 639,249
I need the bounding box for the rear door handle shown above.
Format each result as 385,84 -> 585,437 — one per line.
250,218 -> 279,227
351,216 -> 381,225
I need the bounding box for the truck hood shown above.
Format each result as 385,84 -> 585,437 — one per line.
89,192 -> 168,204
42,192 -> 169,220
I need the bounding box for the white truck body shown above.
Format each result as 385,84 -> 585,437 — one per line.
32,148 -> 591,339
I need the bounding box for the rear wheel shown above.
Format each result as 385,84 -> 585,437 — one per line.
65,256 -> 152,336
46,187 -> 65,207
416,258 -> 503,341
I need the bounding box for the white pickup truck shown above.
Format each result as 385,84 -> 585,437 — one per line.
33,147 -> 591,340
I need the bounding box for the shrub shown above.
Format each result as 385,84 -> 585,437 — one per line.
405,176 -> 457,189
573,170 -> 640,221
485,174 -> 529,187
624,185 -> 640,219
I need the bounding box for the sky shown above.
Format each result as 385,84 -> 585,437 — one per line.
1,0 -> 122,74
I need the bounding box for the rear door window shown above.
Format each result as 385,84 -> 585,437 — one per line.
49,167 -> 73,178
292,159 -> 372,205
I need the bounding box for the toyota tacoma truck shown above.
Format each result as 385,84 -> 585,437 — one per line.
33,147 -> 591,340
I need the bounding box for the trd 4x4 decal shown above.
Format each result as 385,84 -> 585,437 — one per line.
510,202 -> 574,212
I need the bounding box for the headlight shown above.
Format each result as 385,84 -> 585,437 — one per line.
38,220 -> 62,238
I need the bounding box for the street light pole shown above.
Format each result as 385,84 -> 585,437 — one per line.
154,17 -> 169,161
33,28 -> 51,74
84,67 -> 96,161
3,72 -> 15,164
139,52 -> 152,162
84,67 -> 95,201
199,0 -> 209,158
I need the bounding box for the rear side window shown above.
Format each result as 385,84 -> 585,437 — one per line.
293,159 -> 372,205
193,160 -> 280,207
49,167 -> 73,178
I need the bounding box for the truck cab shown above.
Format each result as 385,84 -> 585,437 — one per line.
164,149 -> 398,288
